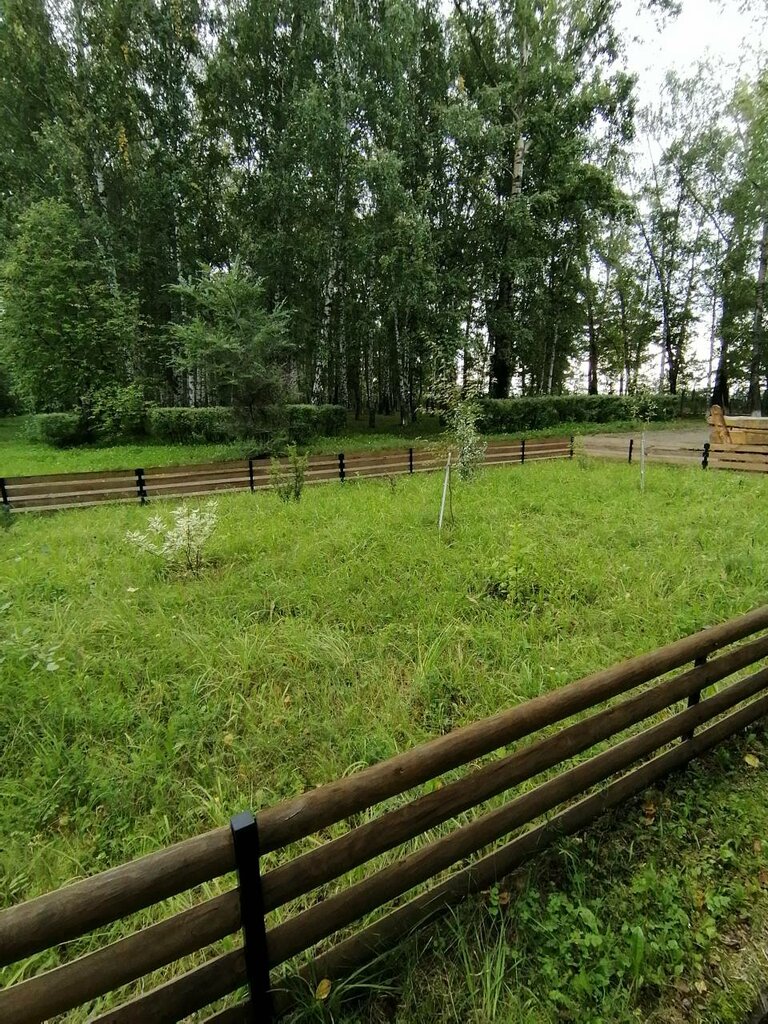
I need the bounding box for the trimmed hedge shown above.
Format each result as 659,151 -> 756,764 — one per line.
282,404 -> 347,443
25,412 -> 89,447
146,404 -> 347,444
27,403 -> 348,448
475,395 -> 678,434
146,406 -> 238,444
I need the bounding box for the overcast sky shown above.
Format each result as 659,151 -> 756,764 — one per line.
613,2 -> 766,384
617,0 -> 765,108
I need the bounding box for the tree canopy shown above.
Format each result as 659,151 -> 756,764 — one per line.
0,0 -> 766,416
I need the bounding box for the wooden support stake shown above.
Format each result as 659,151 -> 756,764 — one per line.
134,468 -> 147,505
683,654 -> 707,742
230,812 -> 272,1021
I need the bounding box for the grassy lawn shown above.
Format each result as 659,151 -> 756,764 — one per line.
2,456 -> 767,1022
0,413 -> 699,477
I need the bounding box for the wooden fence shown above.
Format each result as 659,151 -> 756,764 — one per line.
595,437 -> 768,473
3,605 -> 768,1022
0,437 -> 573,514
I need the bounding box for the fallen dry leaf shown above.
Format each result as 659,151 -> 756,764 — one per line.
694,979 -> 708,994
759,870 -> 768,888
744,753 -> 761,768
315,978 -> 332,1001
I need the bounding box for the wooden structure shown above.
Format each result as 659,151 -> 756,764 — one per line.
2,606 -> 768,1022
0,437 -> 572,514
708,405 -> 768,472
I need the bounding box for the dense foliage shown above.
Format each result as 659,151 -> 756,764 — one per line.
0,0 -> 765,419
26,403 -> 347,447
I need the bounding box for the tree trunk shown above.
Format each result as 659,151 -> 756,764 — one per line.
488,272 -> 513,398
585,264 -> 598,395
749,216 -> 768,414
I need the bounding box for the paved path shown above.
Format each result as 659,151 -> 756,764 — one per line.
582,426 -> 708,466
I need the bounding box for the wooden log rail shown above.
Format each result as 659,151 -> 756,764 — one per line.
3,605 -> 768,1022
0,437 -> 572,514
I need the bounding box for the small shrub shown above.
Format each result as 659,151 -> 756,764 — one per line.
126,500 -> 218,574
451,401 -> 487,481
89,384 -> 147,440
270,445 -> 309,502
26,412 -> 88,447
625,387 -> 665,423
481,561 -> 545,610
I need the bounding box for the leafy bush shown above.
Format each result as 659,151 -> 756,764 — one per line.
286,405 -> 318,445
451,401 -> 486,481
258,404 -> 347,444
26,412 -> 89,447
475,394 -> 677,434
146,407 -> 237,443
89,384 -> 147,440
316,404 -> 347,436
126,500 -> 218,574
270,446 -> 309,502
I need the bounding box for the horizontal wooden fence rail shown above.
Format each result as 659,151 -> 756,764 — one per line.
707,443 -> 768,473
0,437 -> 573,514
3,607 -> 768,1023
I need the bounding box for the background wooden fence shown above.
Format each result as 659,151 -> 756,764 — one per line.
594,437 -> 768,472
0,437 -> 573,514
3,606 -> 768,1022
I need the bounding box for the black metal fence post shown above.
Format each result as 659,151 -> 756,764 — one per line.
230,812 -> 273,1021
520,438 -> 526,465
338,452 -> 345,482
248,458 -> 255,493
628,438 -> 634,464
702,442 -> 710,470
683,655 -> 707,742
0,478 -> 8,507
135,468 -> 147,505
408,447 -> 414,474
569,435 -> 574,459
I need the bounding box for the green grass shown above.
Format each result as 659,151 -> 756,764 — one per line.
2,456 -> 767,1022
0,414 -> 699,477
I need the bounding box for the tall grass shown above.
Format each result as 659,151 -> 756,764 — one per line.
1,457 -> 767,1021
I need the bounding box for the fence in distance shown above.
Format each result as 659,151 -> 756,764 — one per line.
0,437 -> 573,513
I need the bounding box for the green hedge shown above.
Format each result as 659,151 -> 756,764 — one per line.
280,404 -> 347,443
146,404 -> 347,445
475,395 -> 678,434
146,407 -> 238,443
25,412 -> 89,447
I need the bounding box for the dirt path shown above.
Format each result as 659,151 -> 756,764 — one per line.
581,426 -> 709,466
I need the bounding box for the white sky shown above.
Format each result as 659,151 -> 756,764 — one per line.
614,1 -> 767,386
617,0 -> 764,109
